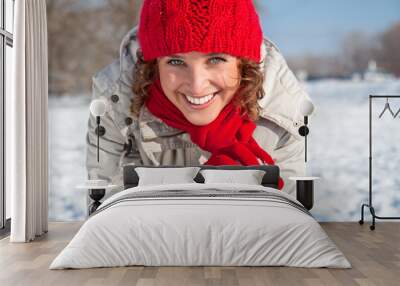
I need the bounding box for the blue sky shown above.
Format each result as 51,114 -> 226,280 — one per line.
258,0 -> 400,57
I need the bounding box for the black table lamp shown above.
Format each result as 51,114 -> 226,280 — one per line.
89,99 -> 107,162
298,99 -> 315,163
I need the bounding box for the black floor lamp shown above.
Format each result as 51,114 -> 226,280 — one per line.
80,99 -> 110,215
289,99 -> 318,211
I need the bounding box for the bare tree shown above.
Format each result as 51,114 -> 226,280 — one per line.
47,0 -> 142,95
377,22 -> 400,76
287,54 -> 346,78
340,31 -> 378,74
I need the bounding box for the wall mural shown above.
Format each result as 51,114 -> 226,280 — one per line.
47,1 -> 400,222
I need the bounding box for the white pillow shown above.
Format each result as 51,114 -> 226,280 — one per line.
200,169 -> 266,185
135,167 -> 201,186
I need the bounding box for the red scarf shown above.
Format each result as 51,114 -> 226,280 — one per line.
145,79 -> 284,190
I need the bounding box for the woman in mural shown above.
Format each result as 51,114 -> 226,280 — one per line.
86,0 -> 313,198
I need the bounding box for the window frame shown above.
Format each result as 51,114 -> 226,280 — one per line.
0,0 -> 14,236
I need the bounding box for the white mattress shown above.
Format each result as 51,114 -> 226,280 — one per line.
50,183 -> 351,269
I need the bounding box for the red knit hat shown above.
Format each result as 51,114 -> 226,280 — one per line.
138,0 -> 264,63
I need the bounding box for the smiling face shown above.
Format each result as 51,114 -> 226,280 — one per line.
157,51 -> 241,126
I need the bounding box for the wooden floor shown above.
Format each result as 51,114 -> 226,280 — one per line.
0,222 -> 399,286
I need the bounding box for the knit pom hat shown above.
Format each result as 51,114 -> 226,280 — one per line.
137,0 -> 264,63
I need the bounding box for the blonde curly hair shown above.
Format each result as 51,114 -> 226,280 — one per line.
130,49 -> 265,121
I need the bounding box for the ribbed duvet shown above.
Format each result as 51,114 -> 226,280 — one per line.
50,183 -> 351,269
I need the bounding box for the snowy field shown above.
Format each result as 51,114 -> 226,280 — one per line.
48,79 -> 400,221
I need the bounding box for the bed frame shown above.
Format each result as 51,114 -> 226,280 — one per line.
123,164 -> 280,190
87,165 -> 280,215
88,165 -> 314,215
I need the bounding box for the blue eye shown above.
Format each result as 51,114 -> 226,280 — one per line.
167,59 -> 184,66
209,57 -> 226,64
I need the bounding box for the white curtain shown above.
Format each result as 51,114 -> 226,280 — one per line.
7,0 -> 48,242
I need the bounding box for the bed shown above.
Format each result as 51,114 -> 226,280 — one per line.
49,165 -> 351,269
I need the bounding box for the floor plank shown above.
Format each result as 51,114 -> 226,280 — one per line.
0,222 -> 399,286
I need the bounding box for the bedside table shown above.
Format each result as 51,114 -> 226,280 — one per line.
76,183 -> 119,215
289,176 -> 320,210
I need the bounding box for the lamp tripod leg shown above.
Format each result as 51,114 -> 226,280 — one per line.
96,116 -> 100,163
305,134 -> 307,163
97,125 -> 99,162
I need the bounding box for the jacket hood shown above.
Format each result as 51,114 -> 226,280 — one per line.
117,25 -> 314,140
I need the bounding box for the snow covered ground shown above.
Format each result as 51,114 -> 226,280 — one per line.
48,79 -> 400,221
